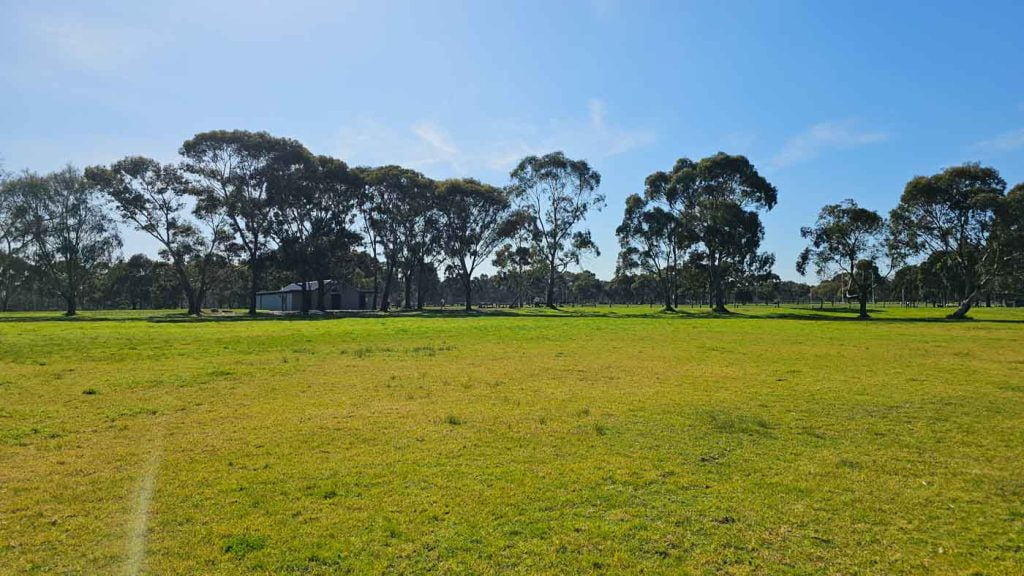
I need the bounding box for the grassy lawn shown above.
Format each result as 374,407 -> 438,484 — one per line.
1,306 -> 1023,574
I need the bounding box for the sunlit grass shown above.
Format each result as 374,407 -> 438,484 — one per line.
1,306 -> 1022,573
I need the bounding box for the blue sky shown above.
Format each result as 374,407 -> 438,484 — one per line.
3,0 -> 1023,281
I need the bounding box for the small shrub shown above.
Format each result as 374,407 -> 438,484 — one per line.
81,388 -> 98,395
223,533 -> 267,557
706,410 -> 773,436
594,423 -> 608,436
445,415 -> 464,426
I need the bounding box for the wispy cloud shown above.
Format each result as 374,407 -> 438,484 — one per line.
770,121 -> 888,169
335,99 -> 655,178
969,128 -> 1024,154
25,14 -> 161,74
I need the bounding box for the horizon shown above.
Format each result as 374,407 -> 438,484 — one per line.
3,0 -> 1023,282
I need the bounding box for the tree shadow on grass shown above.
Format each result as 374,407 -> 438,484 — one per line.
2,306 -> 1022,324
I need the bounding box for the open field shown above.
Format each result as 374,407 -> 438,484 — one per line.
1,306 -> 1023,574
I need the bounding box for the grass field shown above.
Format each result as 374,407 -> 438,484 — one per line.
1,306 -> 1023,574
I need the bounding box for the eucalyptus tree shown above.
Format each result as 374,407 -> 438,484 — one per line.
353,166 -> 383,309
648,153 -> 777,313
889,163 -> 1010,319
21,167 -> 121,316
615,192 -> 685,311
996,183 -> 1024,298
0,170 -> 34,311
86,156 -> 231,315
508,151 -> 603,308
435,178 -> 517,311
180,130 -> 309,314
492,211 -> 537,308
358,165 -> 433,311
797,199 -> 891,319
398,177 -> 440,310
271,155 -> 361,312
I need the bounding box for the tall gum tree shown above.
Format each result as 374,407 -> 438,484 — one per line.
270,155 -> 361,313
86,156 -> 231,315
22,167 -> 121,316
652,153 -> 777,313
180,130 -> 309,314
797,199 -> 892,319
358,166 -> 432,311
508,151 -> 603,308
615,193 -> 684,311
0,171 -> 34,312
890,163 -> 1009,319
435,178 -> 516,311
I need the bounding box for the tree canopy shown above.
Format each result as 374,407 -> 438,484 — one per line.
509,151 -> 603,308
797,199 -> 890,318
890,163 -> 1008,318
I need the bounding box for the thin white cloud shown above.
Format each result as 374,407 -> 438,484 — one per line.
771,121 -> 888,169
334,100 -> 655,178
411,122 -> 458,158
588,99 -> 607,129
719,131 -> 758,153
970,128 -> 1024,154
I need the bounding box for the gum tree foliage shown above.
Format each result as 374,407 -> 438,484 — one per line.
616,192 -> 686,311
0,169 -> 35,311
889,163 -> 1010,319
270,155 -> 361,313
648,153 -> 777,313
357,166 -> 433,311
86,156 -> 231,315
180,130 -> 309,315
509,151 -> 603,308
352,166 -> 383,310
21,167 -> 121,316
797,199 -> 891,319
398,175 -> 440,310
492,211 -> 538,308
1000,184 -> 1024,295
435,178 -> 517,311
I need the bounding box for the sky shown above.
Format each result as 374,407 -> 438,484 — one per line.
2,0 -> 1023,282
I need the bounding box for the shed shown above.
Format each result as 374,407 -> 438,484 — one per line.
256,281 -> 373,311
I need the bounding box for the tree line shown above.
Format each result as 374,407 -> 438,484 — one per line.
1,130 -> 1022,319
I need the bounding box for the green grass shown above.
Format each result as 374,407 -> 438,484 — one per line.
1,306 -> 1023,574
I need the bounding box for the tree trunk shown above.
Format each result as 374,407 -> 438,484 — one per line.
710,260 -> 727,313
416,260 -> 426,310
247,259 -> 258,315
858,292 -> 870,319
947,287 -> 979,319
372,265 -> 379,310
65,292 -> 77,316
403,268 -> 413,309
186,290 -> 199,316
300,284 -> 310,315
316,278 -> 326,311
545,261 -> 557,309
380,264 -> 394,312
464,275 -> 473,312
